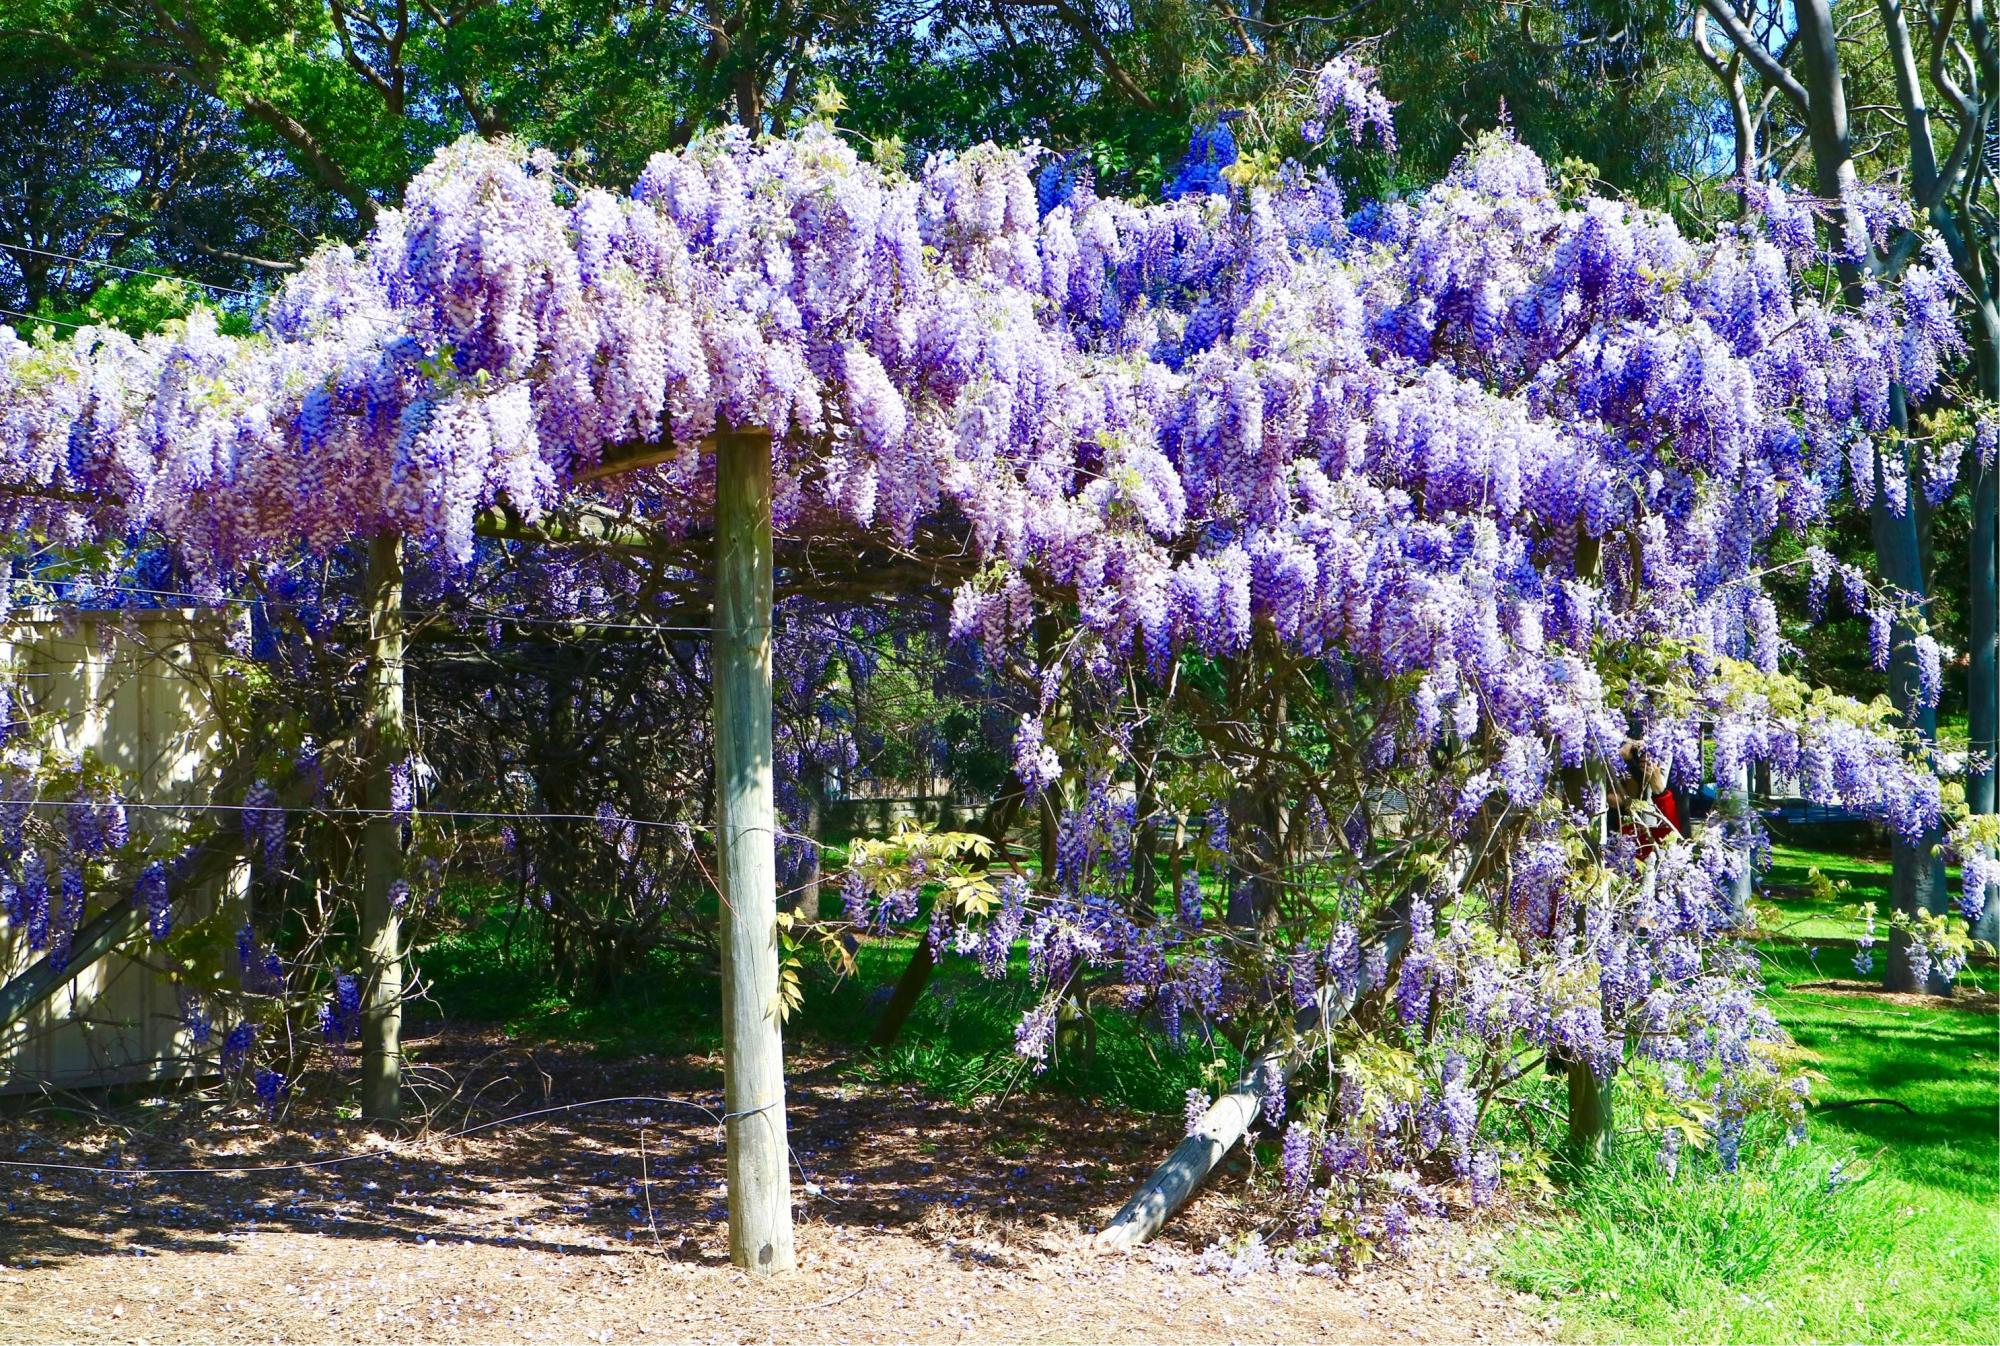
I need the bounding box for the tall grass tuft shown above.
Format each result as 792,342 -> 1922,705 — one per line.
1500,1124 -> 1899,1341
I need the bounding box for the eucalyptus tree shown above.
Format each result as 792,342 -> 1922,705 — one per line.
0,66 -> 345,314
1692,0 -> 2000,983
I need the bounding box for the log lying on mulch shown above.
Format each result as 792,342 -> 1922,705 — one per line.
1094,911 -> 1413,1252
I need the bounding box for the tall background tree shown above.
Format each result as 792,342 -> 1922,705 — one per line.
0,67 -> 345,316
1692,0 -> 1999,983
3,0 -> 1717,296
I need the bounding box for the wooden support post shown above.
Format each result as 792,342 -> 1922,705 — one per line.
1094,1046 -> 1280,1253
712,429 -> 796,1275
361,533 -> 407,1125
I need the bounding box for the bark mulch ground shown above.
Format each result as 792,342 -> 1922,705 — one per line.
0,1028 -> 1546,1344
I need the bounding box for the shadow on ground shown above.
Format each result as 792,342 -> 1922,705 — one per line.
0,1025 -> 1195,1274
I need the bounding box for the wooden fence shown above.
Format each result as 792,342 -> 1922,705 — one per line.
0,609 -> 246,1094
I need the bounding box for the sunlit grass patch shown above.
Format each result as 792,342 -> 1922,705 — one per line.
1504,844 -> 2000,1344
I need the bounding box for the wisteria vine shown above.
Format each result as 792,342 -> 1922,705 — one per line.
1,54 -> 1994,1250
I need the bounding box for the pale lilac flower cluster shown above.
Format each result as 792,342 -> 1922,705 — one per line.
1310,56 -> 1397,152
241,779 -> 286,868
389,760 -> 415,818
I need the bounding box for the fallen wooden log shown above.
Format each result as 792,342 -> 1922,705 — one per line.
1093,909 -> 1413,1252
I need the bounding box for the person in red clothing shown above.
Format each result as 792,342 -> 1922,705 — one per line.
1613,738 -> 1682,857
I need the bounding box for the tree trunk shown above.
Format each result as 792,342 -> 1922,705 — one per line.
1875,0 -> 2000,939
793,761 -> 824,918
1224,776 -> 1283,928
1039,788 -> 1060,886
1555,755 -> 1617,1158
1566,1063 -> 1613,1162
1967,318 -> 1999,944
871,935 -> 936,1049
712,428 -> 795,1274
360,533 -> 406,1125
1790,3 -> 1952,992
1871,438 -> 1953,992
1973,453 -> 1999,944
1966,320 -> 2000,814
1793,1 -> 1872,296
870,786 -> 1024,1048
1129,695 -> 1160,906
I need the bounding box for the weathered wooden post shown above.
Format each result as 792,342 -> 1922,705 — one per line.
712,429 -> 796,1274
361,532 -> 407,1124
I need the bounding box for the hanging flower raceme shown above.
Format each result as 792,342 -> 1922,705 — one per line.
241,779 -> 285,869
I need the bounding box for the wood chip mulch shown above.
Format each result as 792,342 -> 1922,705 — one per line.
0,1028 -> 1549,1344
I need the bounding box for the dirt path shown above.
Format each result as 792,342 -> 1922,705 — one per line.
0,1031 -> 1546,1343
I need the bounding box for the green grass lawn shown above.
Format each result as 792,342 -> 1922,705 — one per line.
1757,834 -> 1895,942
1502,841 -> 2000,1344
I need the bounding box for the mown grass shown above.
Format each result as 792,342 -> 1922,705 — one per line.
1757,833 -> 1895,942
1502,838 -> 2000,1344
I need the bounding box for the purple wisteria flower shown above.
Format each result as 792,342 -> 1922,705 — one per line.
1184,1087 -> 1209,1138
241,780 -> 285,868
0,59 -> 1961,1247
132,860 -> 170,940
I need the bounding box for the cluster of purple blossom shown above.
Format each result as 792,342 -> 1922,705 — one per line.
0,51 -> 1979,1244
318,972 -> 363,1044
1950,818 -> 1998,923
241,779 -> 286,869
0,109 -> 1959,916
234,921 -> 286,995
220,1021 -> 257,1072
131,860 -> 171,940
0,83 -> 1961,741
388,760 -> 415,818
65,787 -> 128,855
0,752 -> 176,969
